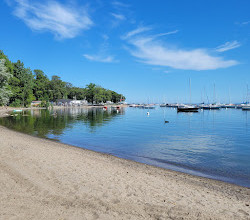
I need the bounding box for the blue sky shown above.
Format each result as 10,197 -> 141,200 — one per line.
0,0 -> 250,103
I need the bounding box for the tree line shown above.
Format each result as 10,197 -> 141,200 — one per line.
0,50 -> 125,107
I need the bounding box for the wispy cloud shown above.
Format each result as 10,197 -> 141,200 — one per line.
83,54 -> 117,63
83,31 -> 117,63
124,28 -> 238,71
163,70 -> 170,73
112,1 -> 129,8
242,21 -> 250,25
215,41 -> 241,52
153,30 -> 179,38
11,0 -> 93,39
122,26 -> 152,39
111,13 -> 125,21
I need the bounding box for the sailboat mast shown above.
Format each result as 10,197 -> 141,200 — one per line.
189,78 -> 191,104
213,83 -> 216,104
247,84 -> 249,103
229,87 -> 231,104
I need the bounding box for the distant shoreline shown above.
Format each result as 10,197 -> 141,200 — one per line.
0,105 -> 127,117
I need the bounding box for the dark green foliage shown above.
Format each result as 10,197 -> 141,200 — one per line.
0,50 -> 125,106
49,75 -> 67,102
0,50 -> 13,75
0,51 -> 12,105
9,60 -> 35,107
33,69 -> 50,101
84,83 -> 124,104
67,86 -> 86,100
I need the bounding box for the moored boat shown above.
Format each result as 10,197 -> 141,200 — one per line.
202,104 -> 221,110
242,105 -> 250,111
221,104 -> 236,108
177,105 -> 199,112
142,105 -> 156,109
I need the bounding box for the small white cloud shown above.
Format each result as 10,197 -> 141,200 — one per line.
215,41 -> 241,52
102,34 -> 109,41
124,29 -> 238,70
11,0 -> 93,39
83,54 -> 117,63
111,13 -> 125,21
241,21 -> 250,25
112,1 -> 129,8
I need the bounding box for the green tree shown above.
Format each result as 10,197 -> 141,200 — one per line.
85,83 -> 96,104
49,75 -> 67,102
68,87 -> 86,100
0,50 -> 13,75
0,59 -> 12,105
9,60 -> 35,107
33,69 -> 50,101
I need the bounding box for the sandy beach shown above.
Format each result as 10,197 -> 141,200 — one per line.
0,109 -> 250,219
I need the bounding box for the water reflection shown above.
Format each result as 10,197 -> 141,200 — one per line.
0,107 -> 124,138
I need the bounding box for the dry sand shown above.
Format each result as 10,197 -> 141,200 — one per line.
0,108 -> 250,219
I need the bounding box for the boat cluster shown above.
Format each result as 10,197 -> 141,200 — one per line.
129,104 -> 156,109
160,103 -> 250,112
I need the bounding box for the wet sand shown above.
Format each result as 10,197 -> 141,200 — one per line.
0,108 -> 250,219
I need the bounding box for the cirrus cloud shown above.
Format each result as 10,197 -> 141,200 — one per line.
11,0 -> 93,39
215,40 -> 241,52
124,27 -> 238,71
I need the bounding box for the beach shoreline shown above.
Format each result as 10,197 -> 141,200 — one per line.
0,107 -> 250,219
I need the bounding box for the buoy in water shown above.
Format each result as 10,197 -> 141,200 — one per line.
147,112 -> 150,115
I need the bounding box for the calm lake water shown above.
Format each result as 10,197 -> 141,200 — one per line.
1,107 -> 250,187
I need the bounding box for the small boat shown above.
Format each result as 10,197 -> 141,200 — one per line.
242,105 -> 250,111
129,104 -> 137,107
13,109 -> 23,113
202,104 -> 221,110
237,103 -> 249,109
221,104 -> 236,108
142,105 -> 156,109
177,105 -> 199,112
160,104 -> 167,107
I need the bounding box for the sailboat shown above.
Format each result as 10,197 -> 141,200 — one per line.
202,104 -> 221,110
201,84 -> 221,110
242,84 -> 250,110
221,88 -> 236,108
177,79 -> 199,112
242,105 -> 250,110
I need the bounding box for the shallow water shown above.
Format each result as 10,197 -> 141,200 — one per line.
1,107 -> 250,187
